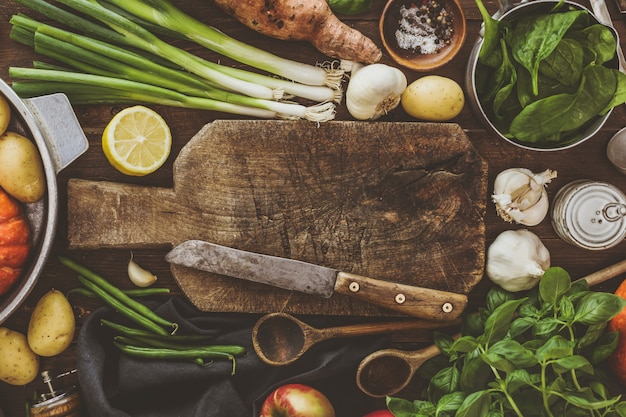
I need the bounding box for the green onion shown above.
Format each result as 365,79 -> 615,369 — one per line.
100,0 -> 343,90
9,70 -> 278,119
11,0 -> 340,118
52,0 -> 279,100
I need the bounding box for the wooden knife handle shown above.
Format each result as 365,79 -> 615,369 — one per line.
334,272 -> 468,320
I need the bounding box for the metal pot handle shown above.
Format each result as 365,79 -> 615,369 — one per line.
493,0 -> 528,19
23,93 -> 89,175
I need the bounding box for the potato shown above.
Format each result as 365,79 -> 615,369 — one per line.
0,327 -> 39,385
28,289 -> 75,357
0,94 -> 10,136
0,131 -> 45,203
401,75 -> 465,121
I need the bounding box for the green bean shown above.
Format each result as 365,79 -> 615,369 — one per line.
59,256 -> 177,332
114,335 -> 203,351
100,319 -> 216,343
78,276 -> 169,336
68,287 -> 170,298
113,342 -> 246,374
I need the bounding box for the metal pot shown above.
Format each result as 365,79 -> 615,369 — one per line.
465,0 -> 620,151
0,78 -> 88,324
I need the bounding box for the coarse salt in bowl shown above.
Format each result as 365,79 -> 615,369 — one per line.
379,0 -> 467,71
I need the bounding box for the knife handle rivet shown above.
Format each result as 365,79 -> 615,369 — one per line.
442,302 -> 453,313
395,294 -> 406,304
349,282 -> 360,292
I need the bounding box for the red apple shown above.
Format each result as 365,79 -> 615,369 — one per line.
260,383 -> 336,417
362,411 -> 394,417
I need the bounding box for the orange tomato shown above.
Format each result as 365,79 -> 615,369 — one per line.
608,278 -> 626,385
0,188 -> 30,295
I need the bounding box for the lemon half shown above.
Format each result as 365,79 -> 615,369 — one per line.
102,105 -> 172,176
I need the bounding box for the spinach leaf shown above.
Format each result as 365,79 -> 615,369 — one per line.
509,9 -> 587,95
568,24 -> 617,65
539,38 -> 583,86
475,0 -> 505,68
601,69 -> 626,114
510,64 -> 617,143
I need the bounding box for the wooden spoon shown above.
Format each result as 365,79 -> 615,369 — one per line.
356,334 -> 460,398
252,312 -> 459,366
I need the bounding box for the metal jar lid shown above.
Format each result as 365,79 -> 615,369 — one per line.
551,180 -> 626,250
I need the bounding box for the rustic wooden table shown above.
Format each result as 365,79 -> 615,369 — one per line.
0,0 -> 625,415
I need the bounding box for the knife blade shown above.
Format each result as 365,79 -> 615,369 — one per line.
165,240 -> 468,320
590,0 -> 626,72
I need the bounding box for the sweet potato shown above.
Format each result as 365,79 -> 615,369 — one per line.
212,0 -> 382,64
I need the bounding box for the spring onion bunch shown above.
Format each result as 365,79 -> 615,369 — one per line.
100,0 -> 345,91
9,0 -> 342,121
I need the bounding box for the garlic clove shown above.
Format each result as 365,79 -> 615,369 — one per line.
127,253 -> 157,287
492,168 -> 557,226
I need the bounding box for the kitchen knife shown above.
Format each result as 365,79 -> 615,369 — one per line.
590,0 -> 626,72
165,240 -> 468,320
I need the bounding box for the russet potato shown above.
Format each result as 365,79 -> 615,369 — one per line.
0,131 -> 45,203
27,289 -> 75,357
0,327 -> 39,385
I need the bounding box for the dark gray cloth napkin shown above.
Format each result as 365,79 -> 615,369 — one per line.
76,297 -> 387,417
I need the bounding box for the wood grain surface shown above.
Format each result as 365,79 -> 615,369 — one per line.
67,120 -> 487,315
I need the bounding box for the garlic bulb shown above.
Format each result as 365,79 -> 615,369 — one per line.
492,168 -> 557,226
128,253 -> 157,287
486,229 -> 550,292
346,63 -> 407,120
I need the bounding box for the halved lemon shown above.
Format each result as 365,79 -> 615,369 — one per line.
102,105 -> 172,176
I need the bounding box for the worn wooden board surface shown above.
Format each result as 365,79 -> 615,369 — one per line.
67,120 -> 488,316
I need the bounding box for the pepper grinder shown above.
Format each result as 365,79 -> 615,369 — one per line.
30,370 -> 80,417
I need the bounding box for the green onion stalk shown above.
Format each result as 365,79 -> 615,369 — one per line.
52,0 -> 279,100
10,68 -> 336,122
14,0 -> 339,104
99,0 -> 345,91
9,15 -> 335,121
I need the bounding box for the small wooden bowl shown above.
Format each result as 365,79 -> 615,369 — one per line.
379,0 -> 467,71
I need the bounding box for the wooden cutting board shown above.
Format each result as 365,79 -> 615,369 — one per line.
68,120 -> 488,316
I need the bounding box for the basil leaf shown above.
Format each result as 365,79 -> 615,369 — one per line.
451,335 -> 480,354
577,322 -> 607,349
559,391 -> 620,410
535,335 -> 573,362
510,316 -> 536,339
539,266 -> 572,305
506,369 -> 539,394
590,331 -> 619,364
488,339 -> 537,369
456,390 -> 492,417
460,356 -> 491,392
483,298 -> 527,345
386,396 -> 436,417
574,292 -> 626,325
436,392 -> 465,414
552,355 -> 593,375
533,317 -> 561,338
558,296 -> 576,321
428,366 -> 460,402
